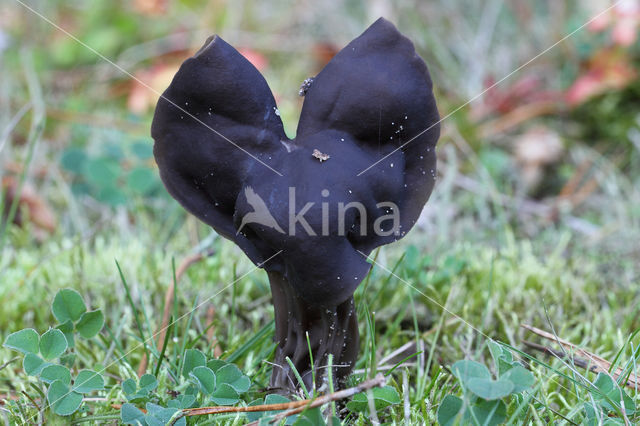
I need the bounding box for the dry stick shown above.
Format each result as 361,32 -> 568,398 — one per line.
137,250 -> 215,377
567,178 -> 600,209
402,370 -> 410,423
558,160 -> 592,199
521,324 -> 639,389
168,374 -> 386,424
476,101 -> 561,138
19,391 -> 40,419
255,373 -> 386,425
543,161 -> 599,223
0,357 -> 19,372
554,150 -> 627,219
523,341 -> 602,374
554,159 -> 600,213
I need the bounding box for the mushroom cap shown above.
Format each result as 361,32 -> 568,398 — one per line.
152,18 -> 440,306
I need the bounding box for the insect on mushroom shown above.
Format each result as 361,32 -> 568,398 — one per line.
312,148 -> 330,162
151,18 -> 440,394
299,77 -> 315,96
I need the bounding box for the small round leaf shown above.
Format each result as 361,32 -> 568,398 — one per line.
347,386 -> 402,413
370,386 -> 401,406
182,349 -> 206,377
61,148 -> 88,174
121,403 -> 146,425
73,370 -> 104,393
75,310 -> 104,338
97,186 -> 127,206
122,378 -> 137,396
206,359 -> 227,372
466,378 -> 514,400
470,399 -> 507,425
265,394 -> 291,405
215,364 -> 251,393
39,329 -> 68,361
501,365 -> 535,393
40,364 -> 72,385
210,382 -> 239,405
52,289 -> 87,323
47,379 -> 83,416
437,395 -> 463,426
3,329 -> 39,354
145,404 -> 185,426
294,408 -> 324,425
23,353 -> 48,376
131,142 -> 153,159
451,360 -> 491,386
85,157 -> 120,187
138,374 -> 159,394
127,167 -> 157,195
189,366 -> 216,395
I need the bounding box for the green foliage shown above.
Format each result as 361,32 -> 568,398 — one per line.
39,329 -> 67,361
570,78 -> 640,166
47,380 -> 84,416
74,370 -> 105,393
4,329 -> 39,354
121,402 -> 148,424
186,357 -> 252,405
60,135 -> 162,207
437,395 -> 463,426
582,373 -> 637,424
120,351 -> 253,423
40,364 -> 71,385
23,353 -> 47,375
246,394 -> 291,423
437,341 -> 535,426
2,289 -> 105,417
189,366 -> 216,395
246,394 -> 325,425
75,310 -> 105,339
122,374 -> 159,403
181,348 -> 206,377
121,402 -> 186,426
52,289 -> 87,323
346,386 -> 401,413
478,147 -> 514,189
213,363 -> 252,394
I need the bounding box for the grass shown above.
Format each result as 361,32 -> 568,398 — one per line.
2,0 -> 640,424
2,177 -> 638,423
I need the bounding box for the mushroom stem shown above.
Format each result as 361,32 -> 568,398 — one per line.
267,271 -> 359,394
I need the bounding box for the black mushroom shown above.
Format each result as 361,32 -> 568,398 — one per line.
151,18 -> 440,394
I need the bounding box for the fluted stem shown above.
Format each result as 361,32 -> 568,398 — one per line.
267,271 -> 359,394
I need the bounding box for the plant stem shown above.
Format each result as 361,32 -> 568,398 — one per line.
170,374 -> 386,425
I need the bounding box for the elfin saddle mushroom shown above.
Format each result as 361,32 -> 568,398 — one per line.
152,17 -> 440,394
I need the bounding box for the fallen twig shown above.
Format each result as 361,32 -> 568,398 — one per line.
0,357 -> 19,372
167,373 -> 386,425
477,101 -> 561,138
247,373 -> 386,425
521,324 -> 639,389
523,340 -> 601,373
